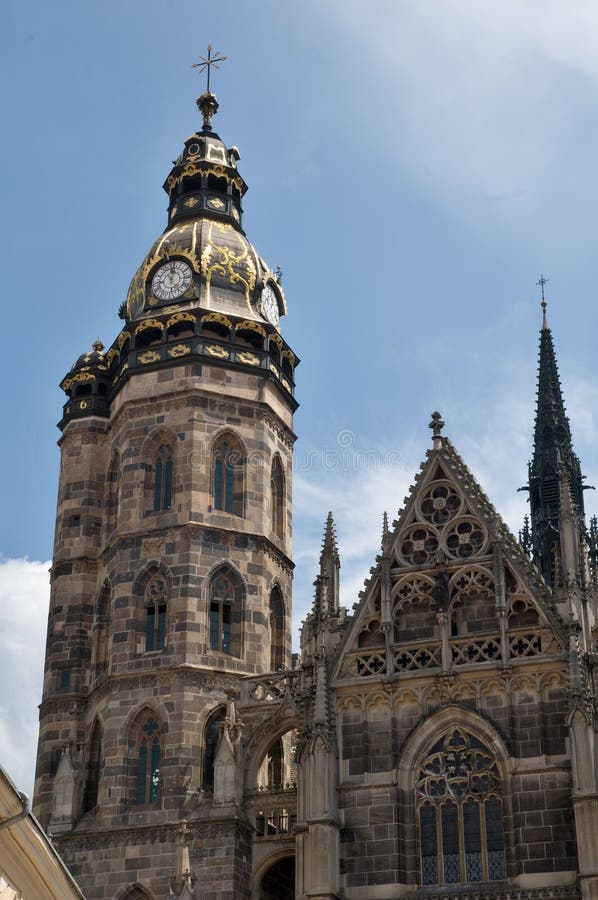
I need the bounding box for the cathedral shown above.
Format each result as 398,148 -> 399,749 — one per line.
32,74 -> 598,900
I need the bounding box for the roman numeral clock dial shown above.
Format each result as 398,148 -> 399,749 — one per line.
151,260 -> 193,301
261,283 -> 280,326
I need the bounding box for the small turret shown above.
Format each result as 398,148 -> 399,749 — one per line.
59,340 -> 110,428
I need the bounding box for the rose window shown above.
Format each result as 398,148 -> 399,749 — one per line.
401,526 -> 439,565
420,483 -> 461,525
445,519 -> 485,559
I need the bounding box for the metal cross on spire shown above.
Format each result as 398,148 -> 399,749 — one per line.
537,274 -> 549,328
192,45 -> 227,94
537,274 -> 549,301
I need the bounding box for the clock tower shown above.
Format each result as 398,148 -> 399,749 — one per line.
33,83 -> 298,899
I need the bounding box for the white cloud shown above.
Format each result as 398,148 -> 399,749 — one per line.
314,0 -> 598,240
0,558 -> 50,800
291,333 -> 598,642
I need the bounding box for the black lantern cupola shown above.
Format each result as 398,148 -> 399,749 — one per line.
163,91 -> 247,231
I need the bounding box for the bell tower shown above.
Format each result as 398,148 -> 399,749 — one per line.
33,74 -> 298,899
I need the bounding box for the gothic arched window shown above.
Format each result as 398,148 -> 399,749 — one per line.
135,716 -> 161,805
269,585 -> 285,671
417,729 -> 506,886
144,574 -> 167,652
392,576 -> 436,645
153,444 -> 173,512
82,719 -> 102,813
122,886 -> 152,900
209,568 -> 242,656
203,707 -> 225,791
271,456 -> 284,538
213,435 -> 244,516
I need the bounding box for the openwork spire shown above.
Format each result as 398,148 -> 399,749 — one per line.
534,323 -> 573,457
526,286 -> 586,588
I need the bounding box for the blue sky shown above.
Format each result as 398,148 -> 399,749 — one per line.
3,0 -> 598,796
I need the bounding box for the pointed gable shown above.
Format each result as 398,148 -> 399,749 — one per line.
332,420 -> 566,684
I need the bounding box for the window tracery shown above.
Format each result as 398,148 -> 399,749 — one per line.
417,729 -> 506,886
451,567 -> 493,596
394,575 -> 435,607
134,716 -> 161,805
213,435 -> 244,515
153,444 -> 173,512
144,574 -> 167,652
208,567 -> 242,657
451,567 -> 496,636
271,456 -> 284,538
358,618 -> 385,648
392,576 -> 436,643
419,481 -> 462,525
445,519 -> 486,559
507,596 -> 540,628
203,707 -> 225,790
400,525 -> 439,565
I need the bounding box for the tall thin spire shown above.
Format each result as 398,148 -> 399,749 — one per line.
320,510 -> 340,565
318,511 -> 340,614
381,511 -> 390,552
526,284 -> 586,588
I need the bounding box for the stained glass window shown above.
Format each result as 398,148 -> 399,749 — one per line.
420,804 -> 438,885
213,438 -> 243,515
135,717 -> 160,804
153,445 -> 173,512
145,574 -> 167,651
486,798 -> 506,880
417,729 -> 506,886
271,457 -> 284,537
209,571 -> 235,654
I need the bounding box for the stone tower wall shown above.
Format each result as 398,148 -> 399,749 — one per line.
33,356 -> 296,900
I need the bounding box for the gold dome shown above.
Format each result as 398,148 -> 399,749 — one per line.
125,217 -> 286,326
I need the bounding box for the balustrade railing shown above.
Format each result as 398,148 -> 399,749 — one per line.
246,786 -> 297,839
238,670 -> 298,705
339,626 -> 559,679
508,628 -> 556,658
394,643 -> 443,672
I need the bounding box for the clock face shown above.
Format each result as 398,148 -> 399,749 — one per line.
261,284 -> 280,326
151,261 -> 193,301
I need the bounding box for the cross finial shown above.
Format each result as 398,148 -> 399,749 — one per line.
192,44 -> 227,94
537,274 -> 549,301
536,275 -> 550,329
429,411 -> 445,449
537,274 -> 549,329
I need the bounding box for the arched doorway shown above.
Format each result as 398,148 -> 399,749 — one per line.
259,856 -> 295,900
